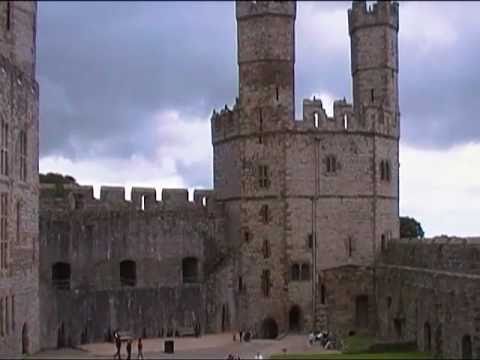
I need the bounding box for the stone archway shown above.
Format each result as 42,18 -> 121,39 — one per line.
21,323 -> 29,354
260,317 -> 279,339
289,305 -> 302,332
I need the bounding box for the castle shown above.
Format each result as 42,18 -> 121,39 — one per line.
0,1 -> 479,359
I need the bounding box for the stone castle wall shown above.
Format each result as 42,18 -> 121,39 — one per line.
0,1 -> 40,356
377,237 -> 480,358
38,184 -> 229,349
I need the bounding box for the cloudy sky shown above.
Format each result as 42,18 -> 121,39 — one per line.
37,1 -> 480,237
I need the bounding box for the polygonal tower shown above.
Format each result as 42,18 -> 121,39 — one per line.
0,1 -> 40,355
211,0 -> 296,337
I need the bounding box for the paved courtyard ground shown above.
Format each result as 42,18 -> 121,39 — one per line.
28,333 -> 334,359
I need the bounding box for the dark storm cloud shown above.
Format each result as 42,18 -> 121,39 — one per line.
37,1 -> 480,164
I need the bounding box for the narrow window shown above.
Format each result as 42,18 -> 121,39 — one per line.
348,237 -> 353,257
370,89 -> 375,103
260,204 -> 270,224
140,195 -> 145,211
5,297 -> 8,335
291,264 -> 300,281
16,201 -> 20,243
301,263 -> 310,281
386,161 -> 391,182
201,196 -> 207,207
1,121 -> 9,176
244,229 -> 251,243
19,130 -> 27,181
320,283 -> 326,304
275,87 -> 279,101
326,156 -> 337,174
238,276 -> 243,292
259,108 -> 263,144
261,270 -> 271,297
381,234 -> 386,252
307,233 -> 313,249
6,2 -> 11,31
314,112 -> 319,128
262,239 -> 270,259
380,161 -> 385,181
11,295 -> 14,331
343,114 -> 348,129
182,257 -> 199,284
0,193 -> 8,271
258,165 -> 270,189
0,297 -> 3,337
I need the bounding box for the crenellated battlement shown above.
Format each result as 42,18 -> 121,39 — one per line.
348,1 -> 399,34
40,183 -> 219,214
210,102 -> 241,144
236,1 -> 296,20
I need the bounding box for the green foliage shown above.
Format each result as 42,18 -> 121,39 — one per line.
39,172 -> 77,185
400,216 -> 424,239
343,335 -> 375,354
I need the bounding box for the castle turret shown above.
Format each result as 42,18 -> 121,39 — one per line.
0,1 -> 37,76
349,0 -> 399,134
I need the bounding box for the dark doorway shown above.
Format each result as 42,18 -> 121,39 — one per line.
182,257 -> 199,283
21,323 -> 29,354
355,295 -> 369,329
57,322 -> 66,348
260,317 -> 278,339
221,304 -> 229,332
289,305 -> 302,332
462,335 -> 472,359
120,260 -> 136,286
424,322 -> 431,352
394,318 -> 403,339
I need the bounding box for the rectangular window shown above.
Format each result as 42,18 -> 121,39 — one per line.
307,233 -> 313,249
19,130 -> 27,181
262,270 -> 271,297
0,193 -> 8,271
16,201 -> 20,243
1,121 -> 9,176
258,165 -> 270,189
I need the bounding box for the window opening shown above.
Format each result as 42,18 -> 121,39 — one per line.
182,257 -> 199,283
314,112 -> 319,128
52,262 -> 71,290
120,260 -> 136,287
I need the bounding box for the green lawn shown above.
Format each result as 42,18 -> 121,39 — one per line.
271,352 -> 432,359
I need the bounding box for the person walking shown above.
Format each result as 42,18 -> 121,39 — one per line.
114,334 -> 122,360
137,337 -> 144,359
126,340 -> 132,360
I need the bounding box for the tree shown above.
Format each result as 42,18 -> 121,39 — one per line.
39,172 -> 77,185
400,216 -> 424,239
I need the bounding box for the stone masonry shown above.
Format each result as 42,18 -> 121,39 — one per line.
0,1 -> 40,356
1,1 -> 479,358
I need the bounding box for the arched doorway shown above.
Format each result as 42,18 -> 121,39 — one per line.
462,335 -> 472,359
289,305 -> 302,332
260,317 -> 278,339
355,295 -> 369,329
21,323 -> 29,354
424,322 -> 431,352
57,322 -> 66,348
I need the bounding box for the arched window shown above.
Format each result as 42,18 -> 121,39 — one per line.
262,239 -> 271,259
291,264 -> 300,281
52,262 -> 71,290
182,257 -> 199,283
120,260 -> 136,287
301,263 -> 310,281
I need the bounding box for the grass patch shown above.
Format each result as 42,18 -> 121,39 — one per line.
271,352 -> 432,359
342,335 -> 375,354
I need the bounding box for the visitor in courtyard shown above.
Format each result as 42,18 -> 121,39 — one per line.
239,329 -> 243,342
254,352 -> 263,359
114,334 -> 122,359
137,337 -> 144,359
308,332 -> 315,345
126,339 -> 132,360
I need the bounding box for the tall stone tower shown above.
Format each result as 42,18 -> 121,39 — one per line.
348,0 -> 400,249
0,1 -> 40,355
211,1 -> 296,337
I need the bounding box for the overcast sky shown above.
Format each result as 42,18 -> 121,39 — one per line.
37,1 -> 480,237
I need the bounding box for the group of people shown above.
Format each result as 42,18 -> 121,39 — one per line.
308,330 -> 336,349
113,332 -> 144,360
234,329 -> 254,342
225,351 -> 263,359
